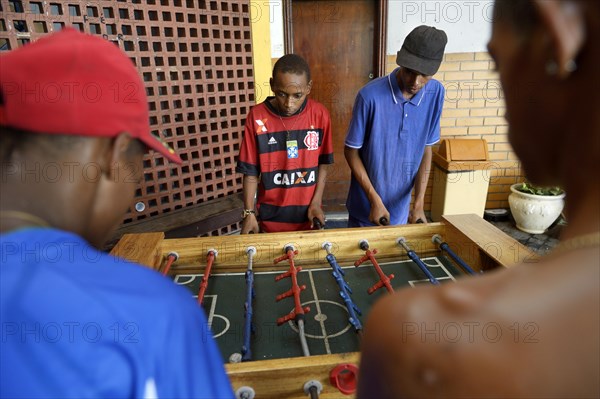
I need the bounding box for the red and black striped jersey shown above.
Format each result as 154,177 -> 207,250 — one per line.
236,97 -> 334,233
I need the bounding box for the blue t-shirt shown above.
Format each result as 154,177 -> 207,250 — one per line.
0,228 -> 234,399
345,68 -> 444,225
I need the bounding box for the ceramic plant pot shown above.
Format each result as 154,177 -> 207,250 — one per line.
508,183 -> 565,234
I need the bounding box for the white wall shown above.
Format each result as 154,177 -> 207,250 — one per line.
269,1 -> 285,58
268,0 -> 493,58
387,0 -> 494,54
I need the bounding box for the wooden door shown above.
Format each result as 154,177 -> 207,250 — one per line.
287,0 -> 386,212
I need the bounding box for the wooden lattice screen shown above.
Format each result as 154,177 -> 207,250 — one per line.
0,0 -> 253,236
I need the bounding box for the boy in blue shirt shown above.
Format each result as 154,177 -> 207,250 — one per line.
0,29 -> 233,398
345,26 -> 447,227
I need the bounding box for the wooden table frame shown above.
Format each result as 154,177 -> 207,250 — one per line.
111,214 -> 537,398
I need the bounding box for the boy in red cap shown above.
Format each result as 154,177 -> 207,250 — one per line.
0,29 -> 233,398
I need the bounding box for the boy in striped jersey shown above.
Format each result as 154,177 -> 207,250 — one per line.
236,54 -> 334,233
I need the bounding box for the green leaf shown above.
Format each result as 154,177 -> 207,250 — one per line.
515,181 -> 564,196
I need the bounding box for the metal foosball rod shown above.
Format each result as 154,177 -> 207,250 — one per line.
396,238 -> 440,285
241,246 -> 257,361
161,251 -> 179,276
432,234 -> 478,275
274,244 -> 311,357
197,249 -> 218,305
322,242 -> 363,335
354,239 -> 395,294
297,316 -> 310,357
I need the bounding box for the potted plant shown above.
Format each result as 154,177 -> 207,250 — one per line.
508,182 -> 566,234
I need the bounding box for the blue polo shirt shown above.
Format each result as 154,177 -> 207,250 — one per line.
0,228 -> 234,399
345,68 -> 444,225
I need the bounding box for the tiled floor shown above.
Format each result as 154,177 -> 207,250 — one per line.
490,218 -> 563,256
324,211 -> 565,256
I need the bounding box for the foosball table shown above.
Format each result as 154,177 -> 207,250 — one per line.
110,214 -> 536,398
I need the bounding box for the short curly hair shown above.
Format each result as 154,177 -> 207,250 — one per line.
272,54 -> 311,82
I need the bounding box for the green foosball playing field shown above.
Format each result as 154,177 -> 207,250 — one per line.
174,255 -> 462,361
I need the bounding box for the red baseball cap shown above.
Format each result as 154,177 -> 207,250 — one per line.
0,28 -> 182,164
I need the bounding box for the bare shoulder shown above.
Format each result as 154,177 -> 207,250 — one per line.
358,252 -> 599,398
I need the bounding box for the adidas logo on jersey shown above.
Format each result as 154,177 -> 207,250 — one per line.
268,137 -> 277,145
